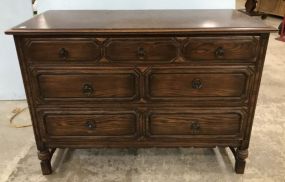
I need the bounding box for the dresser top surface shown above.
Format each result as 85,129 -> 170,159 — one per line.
6,10 -> 275,35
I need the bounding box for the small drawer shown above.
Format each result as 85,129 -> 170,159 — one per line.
24,38 -> 101,62
38,109 -> 139,139
146,109 -> 246,138
182,36 -> 259,61
32,67 -> 140,104
145,67 -> 254,103
105,38 -> 178,63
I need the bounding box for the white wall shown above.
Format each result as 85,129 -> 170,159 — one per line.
0,0 -> 33,100
37,0 -> 235,13
0,0 -> 235,100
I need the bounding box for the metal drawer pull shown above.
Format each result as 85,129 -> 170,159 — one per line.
85,120 -> 96,129
192,78 -> 203,89
215,47 -> 225,58
190,121 -> 200,133
137,47 -> 146,60
82,83 -> 94,96
58,48 -> 69,60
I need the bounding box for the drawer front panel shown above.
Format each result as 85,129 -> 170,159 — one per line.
24,38 -> 101,62
145,67 -> 254,103
105,38 -> 178,63
38,110 -> 139,139
146,109 -> 246,138
182,36 -> 259,61
32,68 -> 140,103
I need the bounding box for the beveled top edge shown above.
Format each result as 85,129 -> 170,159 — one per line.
5,10 -> 277,35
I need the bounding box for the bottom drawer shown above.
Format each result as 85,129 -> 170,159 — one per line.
146,109 -> 247,139
38,109 -> 140,140
37,108 -> 246,144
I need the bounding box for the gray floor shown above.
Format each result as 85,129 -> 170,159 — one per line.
0,101 -> 33,181
1,1 -> 285,181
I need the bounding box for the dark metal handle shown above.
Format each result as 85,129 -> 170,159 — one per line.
59,48 -> 69,60
190,121 -> 200,133
85,120 -> 96,129
192,78 -> 203,89
137,47 -> 145,60
82,83 -> 94,96
215,47 -> 225,58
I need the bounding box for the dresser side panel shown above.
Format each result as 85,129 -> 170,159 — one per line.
241,33 -> 270,149
13,36 -> 46,150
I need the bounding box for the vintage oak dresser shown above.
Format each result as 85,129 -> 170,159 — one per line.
6,10 -> 275,175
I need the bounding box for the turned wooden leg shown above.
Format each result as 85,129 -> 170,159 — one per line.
229,147 -> 248,174
235,149 -> 248,174
229,147 -> 249,174
38,149 -> 53,175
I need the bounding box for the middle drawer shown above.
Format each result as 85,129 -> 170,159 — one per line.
145,66 -> 254,104
31,67 -> 140,104
30,66 -> 254,106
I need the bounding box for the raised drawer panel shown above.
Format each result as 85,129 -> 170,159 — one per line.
146,109 -> 246,138
145,67 -> 254,103
32,68 -> 140,103
22,36 -> 260,64
182,36 -> 259,61
105,38 -> 178,63
38,110 -> 139,139
24,38 -> 101,62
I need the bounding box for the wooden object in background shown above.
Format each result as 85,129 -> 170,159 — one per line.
5,10 -> 275,175
257,0 -> 285,17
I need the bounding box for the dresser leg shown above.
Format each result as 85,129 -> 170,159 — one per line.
234,148 -> 248,174
38,149 -> 53,175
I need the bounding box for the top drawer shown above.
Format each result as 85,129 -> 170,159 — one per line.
105,38 -> 178,63
182,36 -> 259,62
23,36 -> 259,64
23,38 -> 102,63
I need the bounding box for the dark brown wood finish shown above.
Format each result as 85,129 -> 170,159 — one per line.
31,68 -> 140,103
40,111 -> 138,138
146,109 -> 246,137
5,10 -> 275,175
6,10 -> 275,34
105,38 -> 178,63
23,38 -> 102,62
182,36 -> 260,61
145,67 -> 254,103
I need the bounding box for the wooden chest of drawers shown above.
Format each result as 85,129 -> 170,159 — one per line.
6,10 -> 275,175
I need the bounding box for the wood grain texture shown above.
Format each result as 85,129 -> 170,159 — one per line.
148,113 -> 242,136
150,73 -> 245,97
31,67 -> 140,103
182,36 -> 259,61
44,114 -> 137,137
145,67 -> 254,103
105,38 -> 178,63
24,38 -> 101,62
145,108 -> 246,139
38,74 -> 135,98
21,36 -> 263,65
6,10 -> 274,175
5,10 -> 276,35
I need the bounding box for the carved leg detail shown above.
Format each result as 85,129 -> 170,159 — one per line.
38,150 -> 52,175
235,149 -> 248,174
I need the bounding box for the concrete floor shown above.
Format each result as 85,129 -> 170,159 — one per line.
0,101 -> 34,181
0,1 -> 284,182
